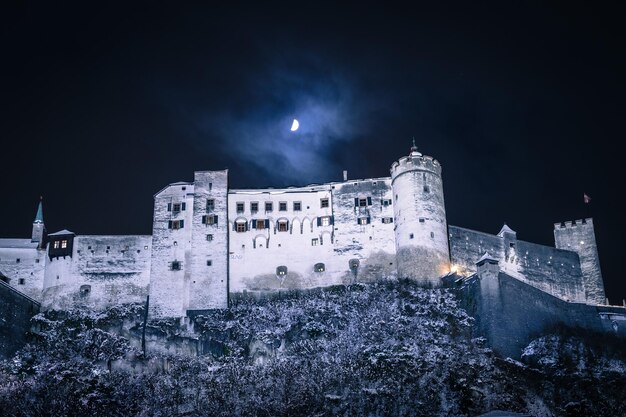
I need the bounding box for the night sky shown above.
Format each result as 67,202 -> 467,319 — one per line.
1,3 -> 624,302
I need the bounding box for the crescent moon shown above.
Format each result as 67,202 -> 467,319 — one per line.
290,119 -> 299,132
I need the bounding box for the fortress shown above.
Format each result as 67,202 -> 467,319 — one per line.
2,144 -> 624,355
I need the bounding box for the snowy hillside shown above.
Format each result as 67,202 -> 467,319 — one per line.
1,281 -> 625,416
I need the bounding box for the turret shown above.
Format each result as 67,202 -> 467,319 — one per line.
554,218 -> 605,304
390,141 -> 450,286
31,197 -> 45,248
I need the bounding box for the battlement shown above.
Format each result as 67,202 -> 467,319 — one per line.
390,154 -> 441,178
554,218 -> 593,230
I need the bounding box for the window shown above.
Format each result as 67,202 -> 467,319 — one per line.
207,260 -> 212,266
53,241 -> 60,249
382,217 -> 393,224
423,185 -> 430,193
320,198 -> 329,208
312,238 -> 319,246
279,202 -> 287,211
173,203 -> 181,212
410,233 -> 414,239
35,259 -> 40,263
358,217 -> 370,225
236,202 -> 244,213
16,258 -> 20,263
18,278 -> 25,285
170,260 -> 181,271
202,215 -> 218,225
349,259 -> 360,270
509,242 -> 516,248
430,232 -> 435,238
381,199 -> 392,206
206,234 -> 214,241
276,266 -> 288,276
419,218 -> 425,223
319,216 -> 331,227
107,246 -> 110,250
293,201 -> 302,211
168,220 -> 185,229
61,240 -> 68,249
206,199 -> 215,211
236,222 -> 247,233
255,219 -> 267,230
278,220 -> 288,232
208,182 -> 212,191
251,202 -> 259,213
358,198 -> 367,207
314,263 -> 325,272
265,202 -> 273,212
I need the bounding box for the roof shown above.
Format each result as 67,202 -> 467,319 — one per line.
34,200 -> 43,223
476,252 -> 499,266
0,238 -> 38,249
497,223 -> 516,237
48,229 -> 75,236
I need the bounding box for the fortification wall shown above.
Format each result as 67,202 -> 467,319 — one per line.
474,270 -> 625,359
0,245 -> 46,301
449,225 -> 586,302
42,235 -> 152,310
554,218 -> 605,304
0,280 -> 40,359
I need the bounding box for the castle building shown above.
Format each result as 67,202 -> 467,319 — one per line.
0,146 -> 608,319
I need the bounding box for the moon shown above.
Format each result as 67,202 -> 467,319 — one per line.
290,119 -> 299,132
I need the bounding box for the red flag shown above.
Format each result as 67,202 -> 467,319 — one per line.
583,193 -> 591,204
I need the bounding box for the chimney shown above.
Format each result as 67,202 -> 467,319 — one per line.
343,170 -> 348,181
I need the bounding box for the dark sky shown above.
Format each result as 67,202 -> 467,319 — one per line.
1,2 -> 624,302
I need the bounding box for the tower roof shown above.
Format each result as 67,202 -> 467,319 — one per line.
476,252 -> 499,266
409,137 -> 422,157
48,229 -> 75,236
33,198 -> 43,224
497,223 -> 516,237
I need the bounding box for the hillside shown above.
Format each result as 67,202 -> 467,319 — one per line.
1,280 -> 625,416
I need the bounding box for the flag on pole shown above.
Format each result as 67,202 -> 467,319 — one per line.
583,193 -> 591,204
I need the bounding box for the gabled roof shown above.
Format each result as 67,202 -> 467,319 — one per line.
497,223 -> 516,237
476,252 -> 499,266
48,229 -> 75,236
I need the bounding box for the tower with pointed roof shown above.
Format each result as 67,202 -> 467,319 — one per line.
31,197 -> 45,249
390,140 -> 450,285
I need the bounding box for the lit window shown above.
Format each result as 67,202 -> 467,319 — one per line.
236,202 -> 244,213
320,198 -> 329,208
320,216 -> 330,226
382,217 -> 393,224
206,199 -> 215,211
278,221 -> 288,232
312,238 -> 319,246
276,266 -> 288,276
279,202 -> 287,211
53,241 -> 60,249
202,215 -> 218,225
61,240 -> 67,249
314,262 -> 325,272
265,202 -> 273,212
251,202 -> 259,213
169,220 -> 184,229
255,219 -> 266,229
293,201 -> 302,211
206,234 -> 213,241
358,217 -> 369,225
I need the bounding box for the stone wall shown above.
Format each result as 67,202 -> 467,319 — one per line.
449,225 -> 587,302
0,280 -> 40,359
0,244 -> 46,301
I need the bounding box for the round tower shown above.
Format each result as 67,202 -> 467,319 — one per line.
390,141 -> 450,286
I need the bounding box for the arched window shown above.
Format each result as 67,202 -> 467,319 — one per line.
276,266 -> 288,276
314,263 -> 325,272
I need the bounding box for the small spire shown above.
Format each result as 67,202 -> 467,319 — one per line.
34,197 -> 43,224
409,137 -> 422,156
